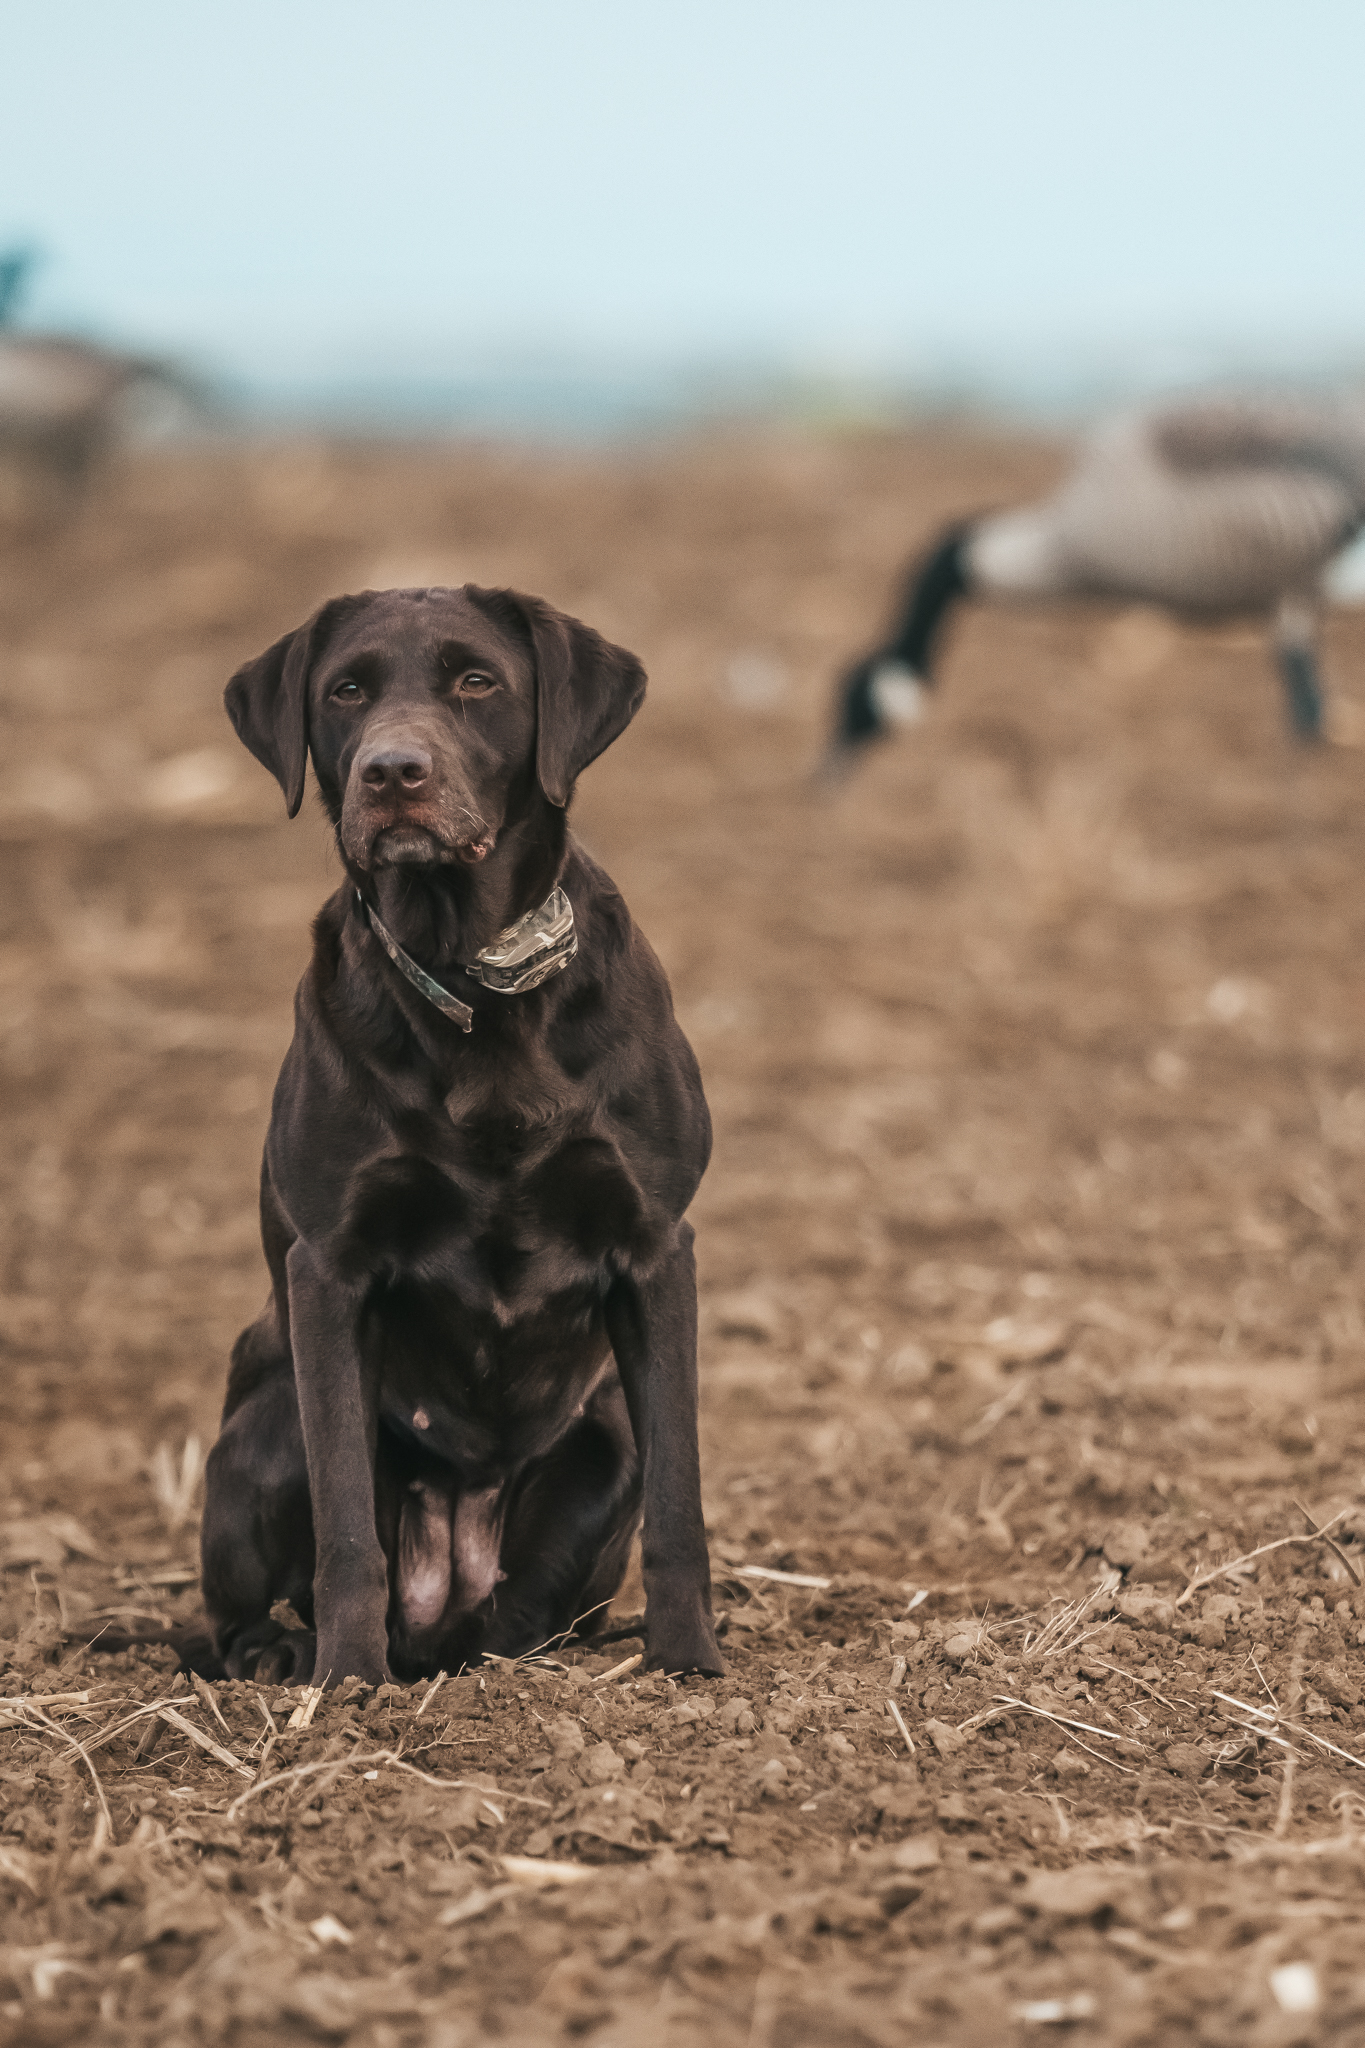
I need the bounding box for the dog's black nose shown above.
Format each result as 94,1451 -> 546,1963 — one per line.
358,744 -> 432,794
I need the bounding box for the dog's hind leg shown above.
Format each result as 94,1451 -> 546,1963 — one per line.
201,1337 -> 319,1684
481,1380 -> 641,1661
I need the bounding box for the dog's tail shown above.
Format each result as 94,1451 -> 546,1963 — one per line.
71,1618 -> 226,1680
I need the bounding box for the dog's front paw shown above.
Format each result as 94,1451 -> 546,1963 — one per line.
643,1614 -> 725,1678
312,1638 -> 392,1689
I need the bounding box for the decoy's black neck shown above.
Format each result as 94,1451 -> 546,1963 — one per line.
884,522 -> 972,675
830,519 -> 977,755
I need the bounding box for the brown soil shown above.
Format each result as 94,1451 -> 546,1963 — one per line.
3,427 -> 1365,2046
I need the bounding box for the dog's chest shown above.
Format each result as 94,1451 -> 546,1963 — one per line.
341,1113 -> 660,1310
334,1110 -> 656,1466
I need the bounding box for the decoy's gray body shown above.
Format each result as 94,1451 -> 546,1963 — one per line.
830,394 -> 1365,761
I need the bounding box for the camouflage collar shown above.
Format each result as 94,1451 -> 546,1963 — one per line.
359,886 -> 577,1035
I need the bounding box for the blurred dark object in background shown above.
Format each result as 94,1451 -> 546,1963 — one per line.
0,244 -> 203,526
0,244 -> 37,326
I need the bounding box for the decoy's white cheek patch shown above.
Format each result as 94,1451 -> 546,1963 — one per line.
965,508 -> 1064,596
870,661 -> 927,729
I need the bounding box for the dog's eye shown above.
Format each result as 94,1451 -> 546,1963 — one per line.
332,679 -> 362,701
453,671 -> 496,695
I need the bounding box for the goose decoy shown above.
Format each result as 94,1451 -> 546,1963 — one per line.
825,394 -> 1365,769
0,332 -> 202,507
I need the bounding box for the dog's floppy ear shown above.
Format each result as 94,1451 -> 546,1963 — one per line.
476,589 -> 647,808
224,601 -> 341,818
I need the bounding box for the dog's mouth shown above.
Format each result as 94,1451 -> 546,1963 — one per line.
362,822 -> 495,871
369,822 -> 450,868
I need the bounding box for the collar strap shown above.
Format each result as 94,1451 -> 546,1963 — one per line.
358,885 -> 577,1034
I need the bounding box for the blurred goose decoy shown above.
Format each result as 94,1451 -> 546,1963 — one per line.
825,393 -> 1365,769
0,332 -> 203,517
0,247 -> 204,514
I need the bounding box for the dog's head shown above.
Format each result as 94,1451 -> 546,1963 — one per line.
224,585 -> 646,871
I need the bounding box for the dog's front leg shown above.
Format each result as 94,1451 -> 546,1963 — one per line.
287,1241 -> 392,1686
607,1226 -> 724,1676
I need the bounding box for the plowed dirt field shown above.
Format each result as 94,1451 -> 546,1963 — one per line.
3,426 -> 1365,2046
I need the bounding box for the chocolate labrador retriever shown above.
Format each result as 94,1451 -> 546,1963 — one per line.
200,584 -> 723,1686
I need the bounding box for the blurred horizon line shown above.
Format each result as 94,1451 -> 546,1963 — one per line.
12,315 -> 1365,444
156,331 -> 1365,442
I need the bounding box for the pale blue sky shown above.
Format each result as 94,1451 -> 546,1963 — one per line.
5,2 -> 1364,395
